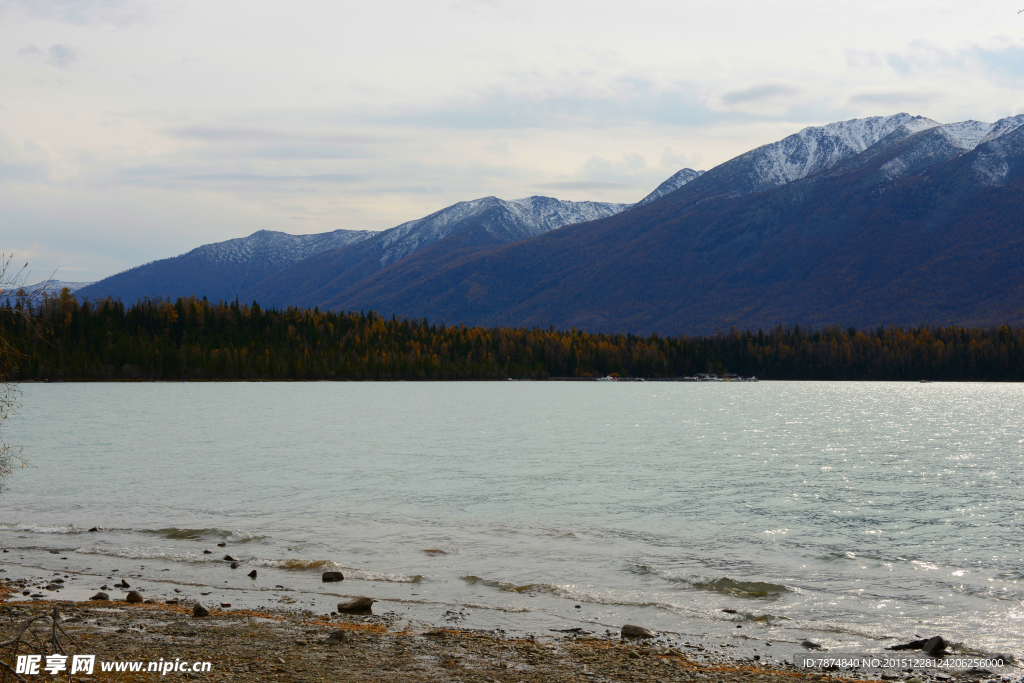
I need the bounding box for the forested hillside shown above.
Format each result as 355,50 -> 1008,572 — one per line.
3,291 -> 1022,381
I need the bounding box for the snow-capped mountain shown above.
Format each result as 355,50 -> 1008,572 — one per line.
798,113 -> 1024,188
962,114 -> 1024,184
368,195 -> 630,269
76,111 -> 1024,325
184,228 -> 375,268
313,112 -> 1024,335
696,114 -> 939,198
76,228 -> 374,304
644,113 -> 1024,210
24,280 -> 95,294
634,169 -> 704,207
77,194 -> 637,307
243,195 -> 633,308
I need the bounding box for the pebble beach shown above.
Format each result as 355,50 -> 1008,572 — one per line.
3,573 -> 1021,683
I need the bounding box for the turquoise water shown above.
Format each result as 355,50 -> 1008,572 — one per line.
2,382 -> 1023,658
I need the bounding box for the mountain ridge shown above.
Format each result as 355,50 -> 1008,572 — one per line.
310,113 -> 1024,334
76,228 -> 376,305
241,194 -> 642,309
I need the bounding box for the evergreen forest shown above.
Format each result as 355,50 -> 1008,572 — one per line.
2,290 -> 1023,382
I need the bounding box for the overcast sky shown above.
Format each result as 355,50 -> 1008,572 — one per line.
3,0 -> 1023,282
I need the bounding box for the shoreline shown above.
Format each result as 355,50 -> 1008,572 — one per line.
0,596 -> 877,683
2,578 -> 1019,683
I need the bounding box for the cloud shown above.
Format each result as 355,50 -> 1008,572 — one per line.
1,0 -> 147,25
846,49 -> 883,69
531,149 -> 689,201
660,146 -> 702,170
533,180 -> 634,191
18,43 -> 78,68
46,44 -> 77,67
719,83 -> 802,106
121,170 -> 366,186
166,126 -> 375,161
380,76 -> 728,130
168,126 -> 298,142
581,152 -> 647,178
448,0 -> 529,21
849,91 -> 936,105
886,39 -> 1024,86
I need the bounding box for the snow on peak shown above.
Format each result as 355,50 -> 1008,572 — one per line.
978,114 -> 1024,146
191,228 -> 374,266
23,280 -> 94,295
373,195 -> 630,268
507,196 -> 631,228
939,121 -> 995,150
635,169 -> 705,207
967,114 -> 1024,185
748,113 -> 936,189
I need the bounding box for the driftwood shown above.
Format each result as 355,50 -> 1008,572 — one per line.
0,605 -> 79,682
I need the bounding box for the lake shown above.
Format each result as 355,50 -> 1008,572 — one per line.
3,381 -> 1022,660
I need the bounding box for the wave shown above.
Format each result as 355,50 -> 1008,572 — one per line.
721,608 -> 791,624
0,523 -> 84,535
691,577 -> 792,598
250,558 -> 342,571
464,603 -> 534,613
73,546 -> 211,562
460,575 -> 666,610
629,564 -> 793,598
250,558 -> 422,583
140,528 -> 266,542
461,575 -> 556,594
143,528 -> 219,540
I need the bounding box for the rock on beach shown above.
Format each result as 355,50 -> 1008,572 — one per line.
336,597 -> 375,614
321,571 -> 344,583
887,636 -> 947,656
193,603 -> 210,617
125,591 -> 144,604
620,624 -> 656,638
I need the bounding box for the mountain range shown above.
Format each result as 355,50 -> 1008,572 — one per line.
75,113 -> 1024,334
75,228 -> 375,305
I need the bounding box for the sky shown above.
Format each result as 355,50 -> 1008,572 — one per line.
3,0 -> 1024,283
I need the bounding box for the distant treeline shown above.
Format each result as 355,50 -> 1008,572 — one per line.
2,291 -> 1023,381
